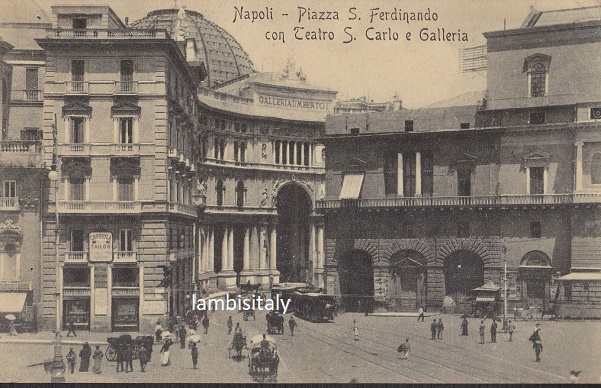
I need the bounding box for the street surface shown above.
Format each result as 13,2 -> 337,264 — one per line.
0,309 -> 600,383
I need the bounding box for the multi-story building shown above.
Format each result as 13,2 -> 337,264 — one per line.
334,95 -> 402,115
318,6 -> 601,318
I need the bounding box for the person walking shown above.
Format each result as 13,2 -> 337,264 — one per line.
397,338 -> 410,360
353,320 -> 359,341
490,319 -> 498,343
202,315 -> 209,334
160,338 -> 172,366
461,316 -> 469,336
430,319 -> 437,340
417,306 -> 425,322
289,316 -> 297,336
437,318 -> 444,339
124,342 -> 134,373
234,322 -> 242,334
155,321 -> 163,342
226,316 -> 233,335
507,320 -> 515,342
138,344 -> 149,372
116,344 -> 125,373
79,342 -> 92,372
479,320 -> 486,344
191,342 -> 199,370
179,324 -> 187,349
92,345 -> 103,374
66,320 -> 77,337
66,347 -> 76,374
529,324 -> 543,362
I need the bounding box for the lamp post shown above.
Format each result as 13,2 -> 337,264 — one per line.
48,167 -> 65,383
502,244 -> 508,331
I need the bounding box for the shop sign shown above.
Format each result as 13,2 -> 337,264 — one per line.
113,288 -> 140,297
143,300 -> 166,315
94,288 -> 108,315
64,288 -> 91,297
89,232 -> 113,262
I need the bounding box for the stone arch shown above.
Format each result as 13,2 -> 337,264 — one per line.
438,238 -> 495,266
274,180 -> 314,208
382,239 -> 435,266
353,239 -> 379,265
520,250 -> 551,267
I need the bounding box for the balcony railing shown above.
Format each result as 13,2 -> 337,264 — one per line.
13,89 -> 42,101
0,197 -> 19,211
113,251 -> 137,263
316,194 -> 601,210
114,81 -> 138,94
201,157 -> 324,173
64,251 -> 87,263
65,81 -> 89,94
168,202 -> 198,217
60,143 -> 90,154
113,143 -> 140,154
1,141 -> 41,153
47,29 -> 170,40
57,201 -> 142,213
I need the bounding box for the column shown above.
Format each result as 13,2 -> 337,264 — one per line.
309,144 -> 313,167
397,153 -> 404,196
209,227 -> 215,273
221,226 -> 228,271
525,167 -> 530,194
415,151 -> 422,196
259,226 -> 266,270
575,141 -> 583,191
279,141 -> 284,165
270,227 -> 277,270
243,227 -> 250,271
317,225 -> 324,268
273,141 -> 277,164
301,142 -> 305,167
228,227 -> 234,270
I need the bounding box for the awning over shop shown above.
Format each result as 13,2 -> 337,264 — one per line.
0,292 -> 27,313
557,272 -> 601,281
472,281 -> 500,292
339,173 -> 365,199
475,297 -> 496,302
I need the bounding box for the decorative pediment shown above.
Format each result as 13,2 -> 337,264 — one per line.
61,157 -> 92,178
522,151 -> 550,169
0,219 -> 22,237
453,153 -> 477,170
62,101 -> 92,116
523,53 -> 552,72
111,101 -> 141,117
110,157 -> 141,178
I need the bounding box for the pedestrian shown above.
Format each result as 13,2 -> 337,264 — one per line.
479,320 -> 486,344
79,342 -> 92,372
430,319 -> 437,340
234,322 -> 242,334
191,342 -> 199,369
146,338 -> 153,362
507,320 -> 515,342
155,320 -> 163,342
437,318 -> 444,339
179,324 -> 187,349
124,342 -> 134,373
397,338 -> 410,359
66,319 -> 77,337
227,316 -> 233,334
116,344 -> 124,372
137,344 -> 149,372
66,347 -> 76,374
202,315 -> 209,334
8,321 -> 17,336
490,319 -> 498,343
353,320 -> 359,341
289,316 -> 297,336
191,317 -> 198,332
92,345 -> 103,374
529,324 -> 543,362
417,306 -> 425,322
461,316 -> 469,336
160,337 -> 172,366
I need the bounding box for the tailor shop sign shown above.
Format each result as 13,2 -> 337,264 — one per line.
257,95 -> 331,111
89,232 -> 113,262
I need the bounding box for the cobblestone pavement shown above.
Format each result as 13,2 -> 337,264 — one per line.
1,309 -> 600,383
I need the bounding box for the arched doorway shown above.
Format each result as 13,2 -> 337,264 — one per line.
276,183 -> 312,283
339,250 -> 374,312
389,250 -> 427,311
520,251 -> 552,310
444,250 -> 484,313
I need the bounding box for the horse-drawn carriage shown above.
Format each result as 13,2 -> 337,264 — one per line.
248,335 -> 279,382
243,309 -> 255,321
228,331 -> 248,359
105,334 -> 153,362
265,311 -> 284,334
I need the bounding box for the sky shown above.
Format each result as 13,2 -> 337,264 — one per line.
32,0 -> 601,108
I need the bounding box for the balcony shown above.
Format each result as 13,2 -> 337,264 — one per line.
1,141 -> 41,153
201,157 -> 324,174
168,202 -> 198,217
64,251 -> 87,263
13,89 -> 42,102
65,81 -> 89,95
316,193 -> 601,211
112,143 -> 141,155
56,201 -> 142,214
113,251 -> 137,263
60,143 -> 90,155
0,197 -> 19,211
114,81 -> 138,95
47,29 -> 170,40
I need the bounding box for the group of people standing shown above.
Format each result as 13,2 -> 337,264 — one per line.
65,342 -> 104,374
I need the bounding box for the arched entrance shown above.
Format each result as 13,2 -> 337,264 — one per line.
339,250 -> 374,312
444,250 -> 484,313
276,183 -> 312,283
388,250 -> 427,311
520,251 -> 552,310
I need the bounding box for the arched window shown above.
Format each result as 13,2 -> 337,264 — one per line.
591,153 -> 601,184
240,142 -> 246,163
235,180 -> 245,208
216,179 -> 224,207
219,139 -> 226,161
233,141 -> 239,162
530,63 -> 546,97
213,137 -> 219,159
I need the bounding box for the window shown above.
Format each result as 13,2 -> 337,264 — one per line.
63,267 -> 90,287
457,169 -> 471,196
403,152 -> 416,197
421,151 -> 434,197
530,221 -> 542,238
457,222 -> 470,238
70,117 -> 85,143
591,153 -> 601,184
71,229 -> 85,252
274,140 -> 280,164
20,128 -> 42,141
405,120 -> 414,132
3,181 -> 16,198
234,123 -> 240,132
119,229 -> 133,252
119,118 -> 134,144
25,68 -> 39,100
216,179 -> 224,206
529,63 -> 546,97
384,153 -> 397,196
117,177 -> 134,201
236,180 -> 245,208
70,178 -> 85,201
240,142 -> 246,163
530,112 -> 545,124
530,167 -> 544,195
112,267 -> 138,287
71,60 -> 85,90
120,60 -> 134,92
72,18 -> 87,29
234,141 -> 239,162
241,123 -> 247,133
460,123 -> 470,129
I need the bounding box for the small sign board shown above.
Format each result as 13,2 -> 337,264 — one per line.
89,232 -> 113,262
143,301 -> 166,315
94,288 -> 108,315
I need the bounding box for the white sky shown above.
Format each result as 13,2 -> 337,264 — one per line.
33,0 -> 601,108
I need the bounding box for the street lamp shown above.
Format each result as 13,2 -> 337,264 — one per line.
48,167 -> 65,383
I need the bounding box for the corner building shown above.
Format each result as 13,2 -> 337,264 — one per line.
318,6 -> 601,318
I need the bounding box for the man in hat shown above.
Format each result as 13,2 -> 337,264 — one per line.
289,316 -> 297,336
430,319 -> 437,340
155,321 -> 163,342
191,342 -> 199,369
490,319 -> 498,343
226,316 -> 233,335
66,347 -> 76,374
479,320 -> 486,344
529,324 -> 543,362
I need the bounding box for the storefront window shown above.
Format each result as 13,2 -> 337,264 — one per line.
112,267 -> 138,287
63,267 -> 90,287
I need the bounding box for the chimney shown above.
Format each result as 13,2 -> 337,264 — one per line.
393,93 -> 402,110
124,17 -> 129,26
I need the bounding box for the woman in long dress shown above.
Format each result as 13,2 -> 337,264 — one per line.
160,338 -> 172,366
79,342 -> 92,372
92,345 -> 103,374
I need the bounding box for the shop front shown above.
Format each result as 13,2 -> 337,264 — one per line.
111,266 -> 140,332
62,266 -> 91,330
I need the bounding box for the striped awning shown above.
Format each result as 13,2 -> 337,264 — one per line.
339,173 -> 365,199
0,292 -> 27,313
